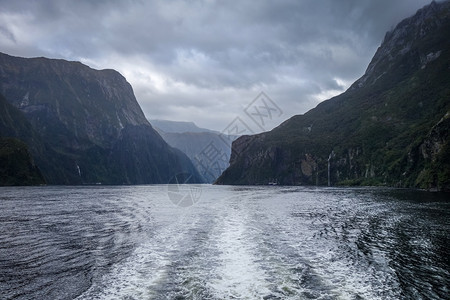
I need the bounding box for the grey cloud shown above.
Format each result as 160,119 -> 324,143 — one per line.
0,0 -> 433,130
0,25 -> 15,43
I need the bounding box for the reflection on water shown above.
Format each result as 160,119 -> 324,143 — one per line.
0,186 -> 448,299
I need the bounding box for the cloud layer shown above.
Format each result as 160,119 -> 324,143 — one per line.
0,0 -> 432,131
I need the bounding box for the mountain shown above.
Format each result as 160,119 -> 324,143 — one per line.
150,120 -> 235,183
0,52 -> 202,184
0,137 -> 45,186
150,119 -> 216,134
216,1 -> 450,191
0,92 -> 69,183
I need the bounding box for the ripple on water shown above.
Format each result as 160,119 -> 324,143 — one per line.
0,186 -> 448,300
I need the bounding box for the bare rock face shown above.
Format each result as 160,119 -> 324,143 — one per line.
0,53 -> 148,148
217,1 -> 450,190
0,53 -> 202,184
355,0 -> 448,88
417,112 -> 450,191
420,112 -> 449,160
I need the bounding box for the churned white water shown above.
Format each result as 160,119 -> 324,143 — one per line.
0,185 -> 448,300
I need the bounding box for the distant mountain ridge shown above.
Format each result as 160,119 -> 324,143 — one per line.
150,119 -> 234,183
216,1 -> 450,191
0,52 -> 202,184
150,119 -> 217,134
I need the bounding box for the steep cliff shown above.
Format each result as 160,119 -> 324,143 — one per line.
217,1 -> 450,191
0,53 -> 201,184
0,138 -> 45,186
0,92 -> 71,184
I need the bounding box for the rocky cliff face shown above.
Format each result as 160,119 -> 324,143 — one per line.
217,1 -> 450,191
0,138 -> 45,186
0,53 -> 147,149
0,93 -> 69,183
0,53 -> 201,184
416,112 -> 450,190
354,0 -> 447,90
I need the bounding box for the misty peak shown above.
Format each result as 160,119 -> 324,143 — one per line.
355,0 -> 450,88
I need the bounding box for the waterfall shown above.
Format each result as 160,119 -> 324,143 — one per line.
327,151 -> 333,187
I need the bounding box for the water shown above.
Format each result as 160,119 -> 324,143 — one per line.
0,185 -> 448,300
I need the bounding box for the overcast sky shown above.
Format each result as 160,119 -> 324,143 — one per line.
0,0 -> 432,132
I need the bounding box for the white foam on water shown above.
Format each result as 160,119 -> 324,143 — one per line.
4,185 -> 447,300
208,208 -> 272,299
76,213 -> 192,300
74,186 -> 418,299
277,192 -> 402,300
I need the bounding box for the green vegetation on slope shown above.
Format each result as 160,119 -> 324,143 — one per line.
0,138 -> 45,186
0,54 -> 203,184
217,1 -> 450,191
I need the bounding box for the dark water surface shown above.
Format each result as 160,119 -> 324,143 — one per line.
0,185 -> 448,299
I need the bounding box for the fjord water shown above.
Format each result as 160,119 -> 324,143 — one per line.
0,186 -> 448,300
